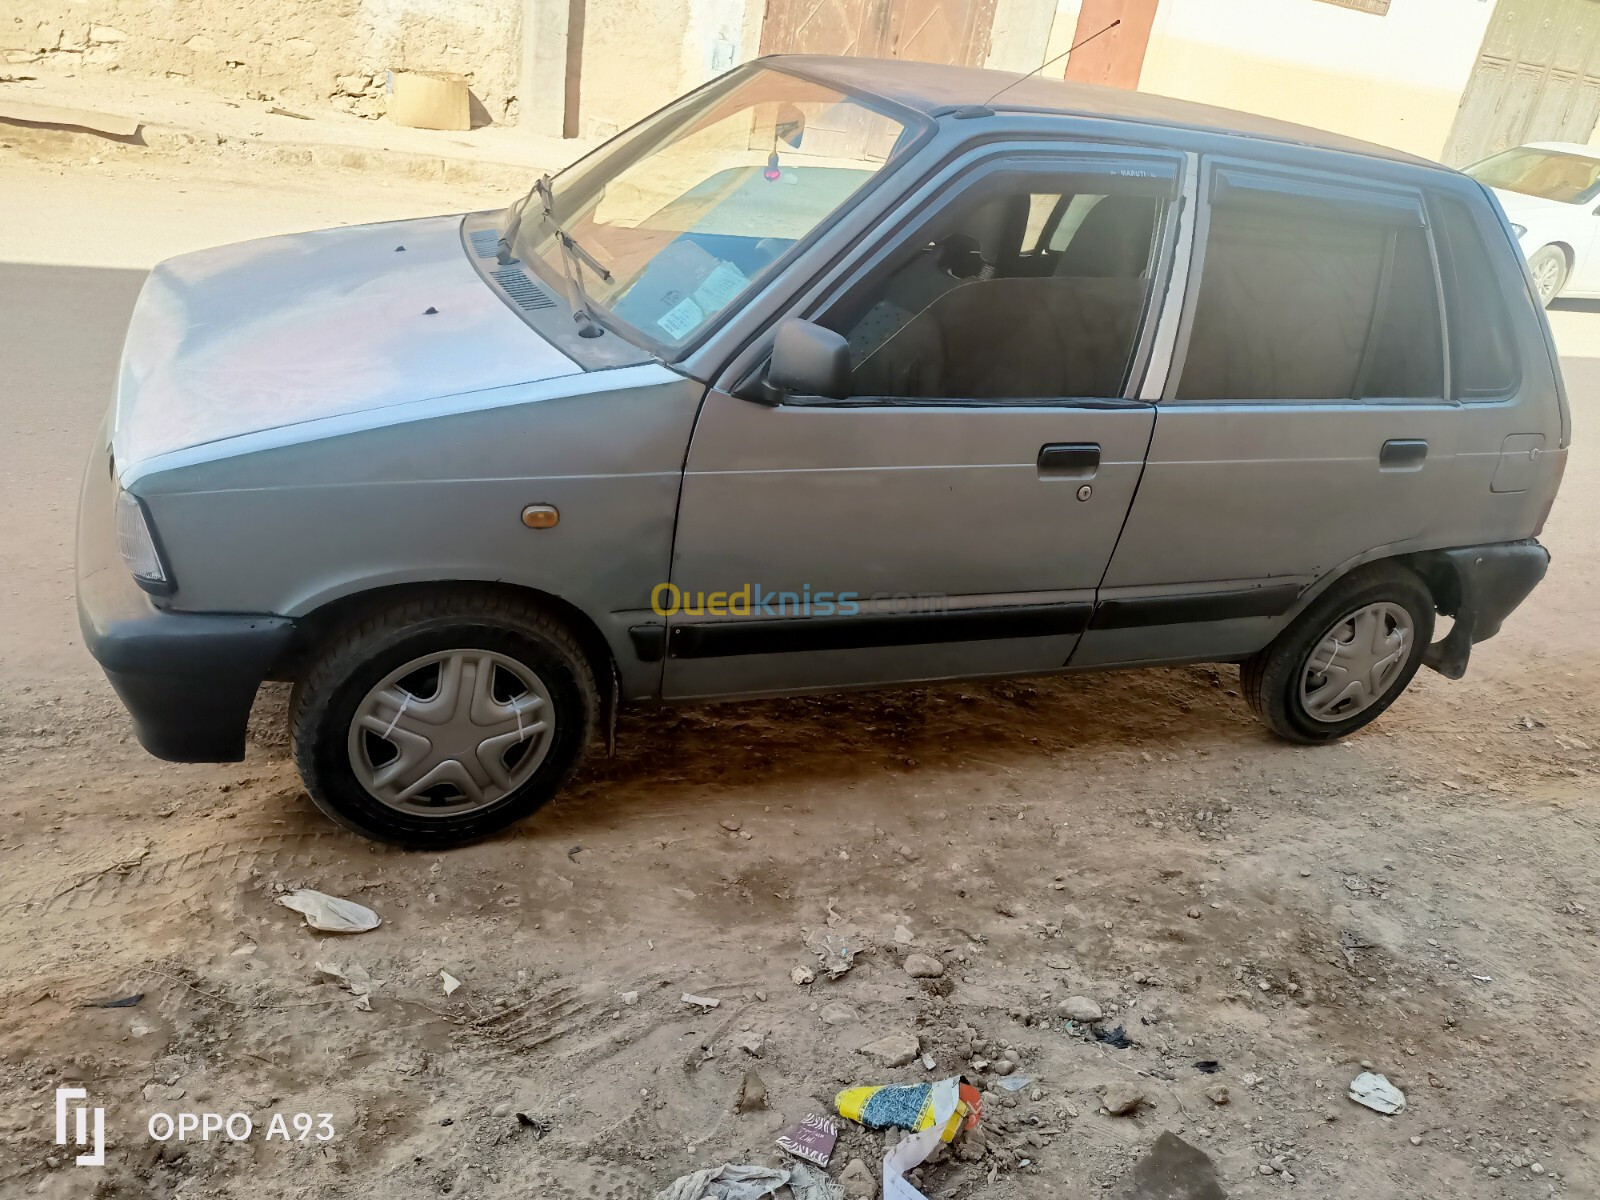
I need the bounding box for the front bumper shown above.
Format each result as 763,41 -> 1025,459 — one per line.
77,439 -> 293,762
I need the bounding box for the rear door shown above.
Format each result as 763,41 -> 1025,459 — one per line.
662,148 -> 1188,699
1081,160 -> 1459,668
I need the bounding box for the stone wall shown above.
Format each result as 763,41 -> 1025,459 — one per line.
3,0 -> 525,124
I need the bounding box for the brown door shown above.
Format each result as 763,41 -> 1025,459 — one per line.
1061,0 -> 1159,91
1448,0 -> 1600,166
759,0 -> 998,67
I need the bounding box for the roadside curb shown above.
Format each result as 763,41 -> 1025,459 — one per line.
1,100 -> 543,193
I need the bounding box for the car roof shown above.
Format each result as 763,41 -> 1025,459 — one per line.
768,55 -> 1442,170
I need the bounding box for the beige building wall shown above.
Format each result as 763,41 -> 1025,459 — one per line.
1137,0 -> 1495,159
5,0 -> 525,121
576,0 -> 762,138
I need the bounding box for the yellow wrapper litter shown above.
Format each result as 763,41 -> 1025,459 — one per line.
834,1078 -> 980,1143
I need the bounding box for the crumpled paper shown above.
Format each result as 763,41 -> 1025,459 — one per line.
1348,1071 -> 1406,1114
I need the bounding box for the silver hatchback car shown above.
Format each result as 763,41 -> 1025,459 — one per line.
78,57 -> 1567,846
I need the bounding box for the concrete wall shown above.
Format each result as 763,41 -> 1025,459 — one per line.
574,0 -> 759,138
4,0 -> 525,122
1138,0 -> 1495,159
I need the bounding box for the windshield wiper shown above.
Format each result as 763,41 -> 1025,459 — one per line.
554,230 -> 611,339
496,172 -> 613,338
496,179 -> 539,265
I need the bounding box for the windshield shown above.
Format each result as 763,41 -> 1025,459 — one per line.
1465,146 -> 1600,204
513,65 -> 911,350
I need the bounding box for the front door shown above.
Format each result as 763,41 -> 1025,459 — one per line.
662,150 -> 1186,699
1080,160 -> 1460,668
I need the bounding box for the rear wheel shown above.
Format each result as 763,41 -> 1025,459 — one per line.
291,592 -> 598,847
1242,563 -> 1434,744
1528,244 -> 1569,307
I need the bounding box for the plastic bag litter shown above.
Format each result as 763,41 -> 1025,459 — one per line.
786,1162 -> 844,1200
1348,1071 -> 1406,1114
277,889 -> 380,933
654,1163 -> 790,1200
316,961 -> 375,1010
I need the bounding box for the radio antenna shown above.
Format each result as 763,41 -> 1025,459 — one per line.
981,18 -> 1122,107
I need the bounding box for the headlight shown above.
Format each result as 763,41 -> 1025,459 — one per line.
1511,223 -> 1528,238
115,489 -> 171,591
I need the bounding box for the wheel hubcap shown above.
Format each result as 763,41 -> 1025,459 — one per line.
1298,601 -> 1415,724
1534,256 -> 1562,300
347,650 -> 553,816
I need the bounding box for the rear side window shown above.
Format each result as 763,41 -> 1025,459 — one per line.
1176,190 -> 1444,401
1432,195 -> 1520,397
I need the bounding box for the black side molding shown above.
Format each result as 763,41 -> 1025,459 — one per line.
668,603 -> 1092,659
1088,583 -> 1302,630
629,624 -> 666,663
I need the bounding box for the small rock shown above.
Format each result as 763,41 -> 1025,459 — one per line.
622,991 -> 638,1006
728,1030 -> 765,1056
791,965 -> 816,986
1100,1083 -> 1144,1116
720,818 -> 742,831
896,844 -> 919,861
820,1002 -> 859,1026
858,1031 -> 920,1068
991,1060 -> 1015,1077
1058,996 -> 1103,1022
735,1070 -> 767,1113
955,1127 -> 987,1162
840,1157 -> 877,1200
1410,1136 -> 1422,1146
903,953 -> 945,979
1205,1084 -> 1229,1105
142,1083 -> 185,1102
1187,907 -> 1203,919
1259,1164 -> 1276,1176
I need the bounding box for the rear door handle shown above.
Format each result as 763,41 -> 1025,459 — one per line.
1038,442 -> 1100,478
1380,439 -> 1428,469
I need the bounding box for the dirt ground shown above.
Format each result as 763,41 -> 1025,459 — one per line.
1,150 -> 1597,1200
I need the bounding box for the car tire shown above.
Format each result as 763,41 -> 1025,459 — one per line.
290,591 -> 598,847
1241,563 -> 1434,745
1528,244 -> 1569,307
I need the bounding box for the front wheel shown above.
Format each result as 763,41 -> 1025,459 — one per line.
1528,244 -> 1569,307
1242,564 -> 1434,744
290,593 -> 598,847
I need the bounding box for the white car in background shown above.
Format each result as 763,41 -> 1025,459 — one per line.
1465,142 -> 1600,306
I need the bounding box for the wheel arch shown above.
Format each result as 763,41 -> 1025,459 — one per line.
276,580 -> 617,701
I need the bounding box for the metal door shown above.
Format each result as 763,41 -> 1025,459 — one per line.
1448,0 -> 1600,165
758,0 -> 998,66
660,150 -> 1188,701
1079,160 -> 1461,670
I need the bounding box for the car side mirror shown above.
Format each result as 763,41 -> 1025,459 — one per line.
762,318 -> 852,403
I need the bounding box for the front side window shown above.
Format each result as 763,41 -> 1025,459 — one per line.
1465,146 -> 1600,204
824,173 -> 1170,401
514,67 -> 910,349
1176,188 -> 1444,402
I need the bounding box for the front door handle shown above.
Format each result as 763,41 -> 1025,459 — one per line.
1038,442 -> 1100,478
1380,438 -> 1428,469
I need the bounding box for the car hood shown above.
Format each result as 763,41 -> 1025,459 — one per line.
112,214 -> 581,472
1489,187 -> 1577,221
